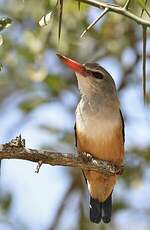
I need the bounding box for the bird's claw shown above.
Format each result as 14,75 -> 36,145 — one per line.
81,152 -> 93,162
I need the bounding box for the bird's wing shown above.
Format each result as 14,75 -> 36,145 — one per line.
120,110 -> 125,143
74,123 -> 77,148
74,123 -> 87,183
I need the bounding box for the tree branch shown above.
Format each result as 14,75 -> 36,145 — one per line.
142,25 -> 147,104
0,135 -> 123,176
78,0 -> 150,27
80,7 -> 109,37
123,0 -> 131,10
78,0 -> 149,103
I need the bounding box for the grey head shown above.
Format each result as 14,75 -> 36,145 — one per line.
56,54 -> 119,108
75,63 -> 119,105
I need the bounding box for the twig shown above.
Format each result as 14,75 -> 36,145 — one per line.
140,0 -> 149,18
78,0 -> 150,27
58,0 -> 64,40
123,0 -> 131,10
78,0 -> 81,10
35,160 -> 43,173
143,8 -> 150,18
0,136 -> 123,176
142,25 -> 147,104
118,52 -> 140,91
78,0 -> 149,103
48,180 -> 76,230
80,8 -> 109,37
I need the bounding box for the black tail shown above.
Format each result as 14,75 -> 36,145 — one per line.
90,193 -> 112,224
90,197 -> 102,223
102,193 -> 112,223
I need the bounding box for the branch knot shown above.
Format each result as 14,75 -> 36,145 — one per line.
3,135 -> 25,150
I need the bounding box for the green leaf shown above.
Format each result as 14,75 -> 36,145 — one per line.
19,96 -> 48,113
44,74 -> 67,96
138,0 -> 146,8
0,63 -> 2,71
0,193 -> 12,213
0,17 -> 12,32
113,200 -> 128,212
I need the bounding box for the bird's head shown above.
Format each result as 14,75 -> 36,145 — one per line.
57,54 -> 118,102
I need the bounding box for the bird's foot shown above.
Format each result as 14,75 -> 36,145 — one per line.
116,165 -> 124,175
81,152 -> 93,162
4,134 -> 25,148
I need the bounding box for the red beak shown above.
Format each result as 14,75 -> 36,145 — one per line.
56,53 -> 87,76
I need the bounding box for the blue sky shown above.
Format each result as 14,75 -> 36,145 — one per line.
0,2 -> 150,230
0,53 -> 150,229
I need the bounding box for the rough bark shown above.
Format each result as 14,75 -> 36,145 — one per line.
0,135 -> 123,176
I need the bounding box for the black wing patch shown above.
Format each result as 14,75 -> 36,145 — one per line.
120,110 -> 125,143
74,123 -> 77,148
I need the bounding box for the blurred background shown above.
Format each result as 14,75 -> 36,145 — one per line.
0,0 -> 150,229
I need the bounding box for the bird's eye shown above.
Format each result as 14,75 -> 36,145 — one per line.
93,71 -> 103,79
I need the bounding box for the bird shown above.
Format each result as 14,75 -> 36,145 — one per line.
57,53 -> 125,224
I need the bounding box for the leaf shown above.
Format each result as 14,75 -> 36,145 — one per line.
39,12 -> 53,27
123,164 -> 143,186
131,147 -> 150,162
138,0 -> 145,8
44,74 -> 67,96
0,193 -> 12,213
0,17 -> 12,32
0,63 -> 2,71
113,200 -> 128,212
0,35 -> 3,46
19,97 -> 48,113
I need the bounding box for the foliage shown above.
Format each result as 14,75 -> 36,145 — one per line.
0,0 -> 150,229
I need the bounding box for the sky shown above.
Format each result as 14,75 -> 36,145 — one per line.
0,54 -> 150,230
0,2 -> 150,230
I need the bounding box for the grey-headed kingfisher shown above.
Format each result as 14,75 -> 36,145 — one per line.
57,54 -> 125,224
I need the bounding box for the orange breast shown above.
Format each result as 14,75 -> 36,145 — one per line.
76,111 -> 124,201
77,121 -> 124,165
